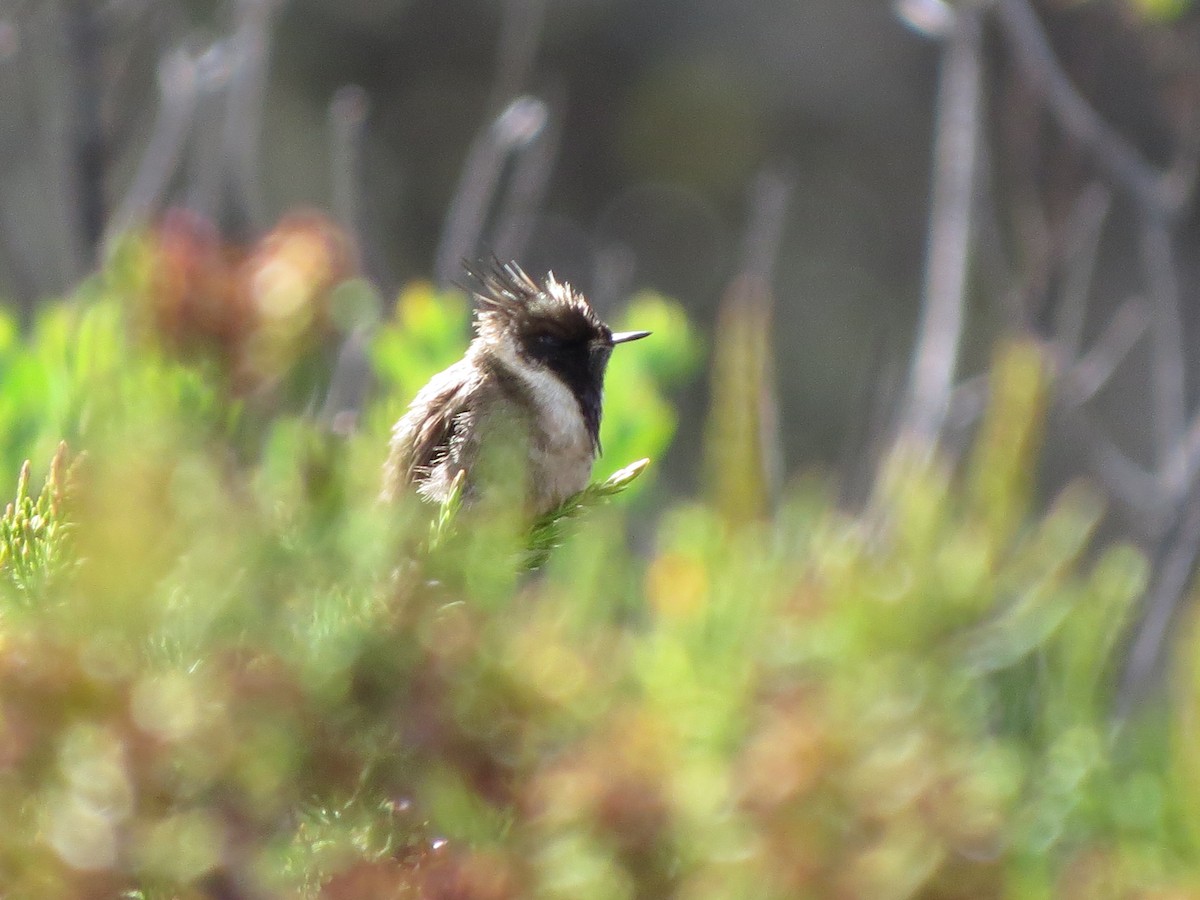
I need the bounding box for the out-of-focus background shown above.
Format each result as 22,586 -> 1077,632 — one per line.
7,4 -> 1200,895
4,0 -> 1194,496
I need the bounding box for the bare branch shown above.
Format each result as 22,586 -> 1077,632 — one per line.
491,90 -> 561,263
104,46 -> 201,248
1058,296 -> 1148,407
489,0 -> 548,111
994,0 -> 1189,219
740,167 -> 793,285
738,168 -> 793,502
63,0 -> 107,262
1140,216 -> 1188,496
220,0 -> 279,232
1119,478 -> 1200,715
1171,415 -> 1200,494
321,328 -> 371,435
329,84 -> 369,234
1052,182 -> 1112,360
186,41 -> 233,218
588,242 -> 636,312
27,0 -> 89,290
1065,408 -> 1167,522
433,96 -> 548,287
945,372 -> 989,433
901,6 -> 983,445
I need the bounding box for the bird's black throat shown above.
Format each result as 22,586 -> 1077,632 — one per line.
523,338 -> 611,451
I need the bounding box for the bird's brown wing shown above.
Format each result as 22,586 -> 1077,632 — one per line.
382,366 -> 476,501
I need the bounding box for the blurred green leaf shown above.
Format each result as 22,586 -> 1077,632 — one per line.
703,275 -> 778,525
966,340 -> 1050,546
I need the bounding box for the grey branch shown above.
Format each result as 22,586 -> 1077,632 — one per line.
1140,217 -> 1188,495
64,0 -> 106,261
1067,409 -> 1167,523
329,84 -> 369,234
491,90 -> 561,263
1058,296 -> 1148,408
489,0 -> 548,111
434,95 -> 548,287
901,6 -> 983,445
105,46 -> 201,248
994,0 -> 1189,219
1119,478 -> 1200,714
220,0 -> 279,231
1052,183 -> 1112,361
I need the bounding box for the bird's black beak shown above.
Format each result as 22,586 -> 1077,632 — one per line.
611,330 -> 651,345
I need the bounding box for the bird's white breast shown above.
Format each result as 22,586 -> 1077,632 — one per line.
495,341 -> 596,506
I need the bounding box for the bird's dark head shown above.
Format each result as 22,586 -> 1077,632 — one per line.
465,260 -> 650,446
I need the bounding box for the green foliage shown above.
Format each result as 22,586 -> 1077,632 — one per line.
0,257 -> 1197,899
0,443 -> 75,601
525,458 -> 650,570
1129,0 -> 1195,22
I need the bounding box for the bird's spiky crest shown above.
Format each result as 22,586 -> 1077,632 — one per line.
463,259 -> 604,334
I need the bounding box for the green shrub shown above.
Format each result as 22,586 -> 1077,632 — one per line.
0,243 -> 1195,899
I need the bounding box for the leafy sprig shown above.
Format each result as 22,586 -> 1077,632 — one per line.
525,457 -> 650,570
0,441 -> 77,599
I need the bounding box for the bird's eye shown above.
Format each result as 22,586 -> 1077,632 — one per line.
533,332 -> 562,353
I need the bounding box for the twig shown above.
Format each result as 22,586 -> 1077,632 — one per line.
1063,408 -> 1167,523
947,296 -> 1148,443
740,167 -> 792,285
1119,477 -> 1200,715
1052,182 -> 1112,360
491,88 -> 561,263
220,0 -> 278,232
588,242 -> 636,313
433,95 -> 548,286
945,372 -> 990,433
1058,296 -> 1148,407
488,0 -> 548,112
104,45 -> 201,248
738,168 -> 793,502
322,327 -> 373,436
186,41 -> 233,218
28,0 -> 87,290
993,0 -> 1187,218
320,87 -> 373,439
842,331 -> 907,510
901,5 -> 983,445
1140,216 -> 1188,496
434,0 -> 549,282
1171,415 -> 1200,497
63,0 -> 106,262
329,84 -> 369,235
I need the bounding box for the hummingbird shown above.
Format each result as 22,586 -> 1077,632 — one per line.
382,260 -> 651,517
